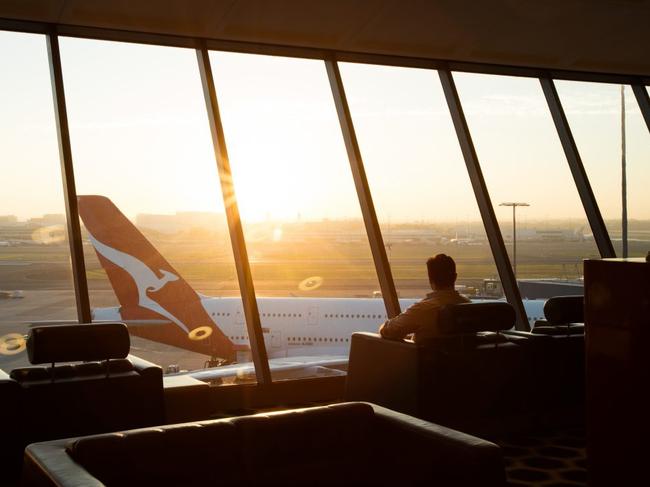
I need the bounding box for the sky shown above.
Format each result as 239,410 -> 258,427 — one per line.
1,30 -> 649,225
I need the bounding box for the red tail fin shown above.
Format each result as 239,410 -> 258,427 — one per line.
78,195 -> 234,361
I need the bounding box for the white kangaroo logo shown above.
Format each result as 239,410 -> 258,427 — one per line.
89,234 -> 190,333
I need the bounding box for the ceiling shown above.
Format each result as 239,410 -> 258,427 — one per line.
1,0 -> 649,77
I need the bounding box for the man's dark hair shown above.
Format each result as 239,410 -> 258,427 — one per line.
427,254 -> 457,288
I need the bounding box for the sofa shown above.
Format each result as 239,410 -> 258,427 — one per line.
22,402 -> 506,487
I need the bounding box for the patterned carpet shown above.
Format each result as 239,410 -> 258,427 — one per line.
499,427 -> 587,486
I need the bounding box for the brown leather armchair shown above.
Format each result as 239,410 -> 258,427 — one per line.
346,303 -> 534,438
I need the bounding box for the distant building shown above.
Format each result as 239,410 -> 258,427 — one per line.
136,212 -> 227,234
0,215 -> 18,225
28,214 -> 65,226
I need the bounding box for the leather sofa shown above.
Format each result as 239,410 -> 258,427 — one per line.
22,401 -> 506,487
345,302 -> 533,438
2,323 -> 164,480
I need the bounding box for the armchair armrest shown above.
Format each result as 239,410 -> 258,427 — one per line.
0,367 -> 12,381
23,441 -> 104,487
345,332 -> 419,415
128,354 -> 161,374
369,403 -> 505,486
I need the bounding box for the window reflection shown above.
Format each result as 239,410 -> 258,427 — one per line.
556,81 -> 650,257
210,52 -> 381,374
339,63 -> 502,301
454,72 -> 600,323
60,38 -> 248,382
0,31 -> 76,371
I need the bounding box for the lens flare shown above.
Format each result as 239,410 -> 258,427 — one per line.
298,276 -> 324,291
31,224 -> 66,245
0,333 -> 26,355
188,326 -> 213,341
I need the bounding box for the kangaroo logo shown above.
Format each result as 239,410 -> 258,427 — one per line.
89,234 -> 191,333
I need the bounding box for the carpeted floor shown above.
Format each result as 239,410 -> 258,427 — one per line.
498,427 -> 587,486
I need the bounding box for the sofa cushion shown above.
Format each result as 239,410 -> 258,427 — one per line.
233,402 -> 376,486
68,421 -> 241,487
10,366 -> 50,382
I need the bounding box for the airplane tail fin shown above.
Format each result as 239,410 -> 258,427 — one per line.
77,195 -> 235,361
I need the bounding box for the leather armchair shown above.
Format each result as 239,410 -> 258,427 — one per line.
346,303 -> 533,438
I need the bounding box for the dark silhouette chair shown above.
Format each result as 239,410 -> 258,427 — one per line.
505,295 -> 585,423
0,367 -> 23,481
532,295 -> 584,336
5,323 -> 164,478
346,302 -> 533,438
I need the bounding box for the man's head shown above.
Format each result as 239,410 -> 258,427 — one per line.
426,254 -> 457,290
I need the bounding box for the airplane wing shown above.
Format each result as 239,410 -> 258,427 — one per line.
166,355 -> 348,385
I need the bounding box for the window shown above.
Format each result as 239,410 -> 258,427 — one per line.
340,63 -> 501,301
210,52 -> 382,372
555,81 -> 650,257
0,31 -> 76,369
454,73 -> 600,318
59,38 -> 248,382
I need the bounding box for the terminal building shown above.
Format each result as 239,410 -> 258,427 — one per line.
1,2 -> 649,486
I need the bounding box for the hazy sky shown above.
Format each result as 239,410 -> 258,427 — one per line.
1,30 -> 648,224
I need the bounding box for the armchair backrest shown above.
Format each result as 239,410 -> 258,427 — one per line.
543,295 -> 584,325
437,302 -> 516,336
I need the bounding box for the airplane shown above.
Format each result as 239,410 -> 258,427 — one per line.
78,195 -> 547,371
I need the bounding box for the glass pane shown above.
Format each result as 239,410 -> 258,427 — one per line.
455,72 -> 600,323
339,63 -> 501,303
211,52 -> 380,377
556,81 -> 650,257
60,38 -> 250,384
0,31 -> 77,371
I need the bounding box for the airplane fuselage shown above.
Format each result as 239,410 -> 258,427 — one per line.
93,296 -> 546,360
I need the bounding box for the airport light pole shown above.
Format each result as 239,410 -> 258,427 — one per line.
499,202 -> 529,280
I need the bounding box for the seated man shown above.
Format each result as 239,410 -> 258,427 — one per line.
379,254 -> 469,342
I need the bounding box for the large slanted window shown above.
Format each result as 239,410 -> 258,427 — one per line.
556,81 -> 650,257
454,73 -> 600,319
0,31 -> 77,370
339,63 -> 502,301
209,52 -> 381,376
59,38 -> 249,382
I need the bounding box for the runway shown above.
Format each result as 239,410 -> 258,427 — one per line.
0,289 -> 214,373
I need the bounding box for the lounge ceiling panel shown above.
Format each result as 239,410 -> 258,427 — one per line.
0,0 -> 649,76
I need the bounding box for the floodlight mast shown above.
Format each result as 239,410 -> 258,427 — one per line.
499,202 -> 530,280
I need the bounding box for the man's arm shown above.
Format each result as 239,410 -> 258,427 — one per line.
379,301 -> 429,340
